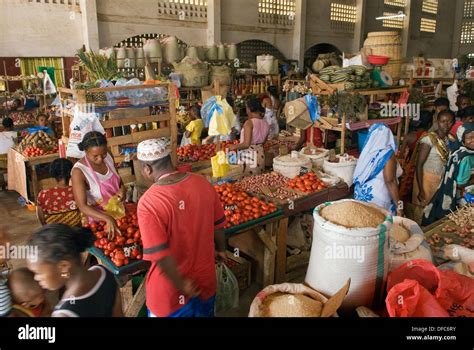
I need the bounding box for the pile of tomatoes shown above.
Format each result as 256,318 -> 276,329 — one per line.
23,146 -> 58,158
177,144 -> 216,162
85,212 -> 142,268
177,141 -> 239,163
286,172 -> 327,193
214,183 -> 277,229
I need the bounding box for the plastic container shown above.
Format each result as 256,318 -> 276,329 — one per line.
368,55 -> 390,66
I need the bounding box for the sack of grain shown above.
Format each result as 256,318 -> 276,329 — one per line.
323,155 -> 358,187
320,201 -> 386,228
306,200 -> 391,312
389,217 -> 433,272
248,281 -> 350,317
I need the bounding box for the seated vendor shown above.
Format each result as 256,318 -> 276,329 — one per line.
36,158 -> 81,227
0,118 -> 17,155
228,97 -> 269,176
35,114 -> 55,137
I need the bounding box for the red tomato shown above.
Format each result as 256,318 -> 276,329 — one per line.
136,254 -> 142,260
134,231 -> 141,239
104,249 -> 111,256
107,242 -> 116,251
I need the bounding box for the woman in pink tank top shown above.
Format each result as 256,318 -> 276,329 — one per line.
229,97 -> 269,175
71,132 -> 125,238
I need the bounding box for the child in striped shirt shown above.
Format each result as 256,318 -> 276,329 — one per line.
0,230 -> 12,317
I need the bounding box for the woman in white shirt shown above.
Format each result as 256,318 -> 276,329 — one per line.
0,118 -> 17,154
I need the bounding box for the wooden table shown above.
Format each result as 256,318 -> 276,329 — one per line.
7,148 -> 59,202
227,183 -> 352,287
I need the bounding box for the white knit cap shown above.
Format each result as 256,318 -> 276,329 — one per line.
137,138 -> 171,162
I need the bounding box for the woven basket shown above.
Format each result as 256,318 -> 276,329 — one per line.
384,59 -> 403,80
364,31 -> 402,60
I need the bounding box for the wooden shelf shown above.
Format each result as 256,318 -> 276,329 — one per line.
101,114 -> 170,129
59,83 -> 178,167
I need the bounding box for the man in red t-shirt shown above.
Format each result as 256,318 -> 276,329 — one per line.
136,138 -> 227,317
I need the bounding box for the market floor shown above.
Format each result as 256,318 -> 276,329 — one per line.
0,190 -> 40,270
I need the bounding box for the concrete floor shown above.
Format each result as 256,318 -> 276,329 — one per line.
0,190 -> 41,270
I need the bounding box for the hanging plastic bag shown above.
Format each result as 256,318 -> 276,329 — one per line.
67,107 -> 105,158
102,195 -> 126,220
215,263 -> 239,314
386,259 -> 474,317
202,96 -> 236,136
304,94 -> 320,123
180,135 -> 192,147
211,151 -> 229,178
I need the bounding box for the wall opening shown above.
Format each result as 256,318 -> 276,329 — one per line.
114,33 -> 187,49
237,40 -> 286,63
304,43 -> 342,70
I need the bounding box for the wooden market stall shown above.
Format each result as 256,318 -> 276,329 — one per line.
7,149 -> 59,203
58,82 -> 178,184
310,74 -> 410,154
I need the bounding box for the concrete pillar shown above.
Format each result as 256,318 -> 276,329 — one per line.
401,0 -> 412,58
452,0 -> 464,58
292,0 -> 307,68
80,0 -> 100,51
207,0 -> 222,46
353,0 -> 366,52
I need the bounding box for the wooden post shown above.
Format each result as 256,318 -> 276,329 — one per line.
2,61 -> 9,95
124,279 -> 146,317
340,113 -> 346,154
275,217 -> 289,283
308,124 -> 315,149
30,164 -> 39,203
257,227 -> 277,286
169,83 -> 178,167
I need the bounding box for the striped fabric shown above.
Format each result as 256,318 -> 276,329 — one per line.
44,210 -> 82,227
0,279 -> 12,317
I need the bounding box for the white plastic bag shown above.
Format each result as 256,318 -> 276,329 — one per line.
215,263 -> 239,314
66,107 -> 105,158
180,135 -> 192,147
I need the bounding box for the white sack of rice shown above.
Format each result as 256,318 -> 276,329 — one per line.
320,201 -> 385,228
